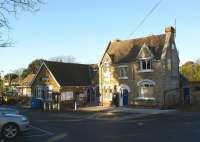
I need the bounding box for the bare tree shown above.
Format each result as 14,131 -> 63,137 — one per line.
196,58 -> 200,65
49,55 -> 77,63
0,0 -> 43,47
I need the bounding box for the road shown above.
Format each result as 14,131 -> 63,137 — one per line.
3,108 -> 200,142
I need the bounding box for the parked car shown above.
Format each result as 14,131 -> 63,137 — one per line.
0,107 -> 20,115
0,112 -> 30,139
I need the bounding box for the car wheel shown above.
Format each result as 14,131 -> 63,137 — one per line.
2,123 -> 19,139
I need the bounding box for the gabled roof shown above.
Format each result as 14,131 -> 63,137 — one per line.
104,34 -> 166,64
137,43 -> 154,59
44,61 -> 93,86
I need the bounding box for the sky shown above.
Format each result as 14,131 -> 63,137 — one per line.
0,0 -> 200,74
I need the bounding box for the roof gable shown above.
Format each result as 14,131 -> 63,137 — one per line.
137,43 -> 154,59
30,63 -> 61,88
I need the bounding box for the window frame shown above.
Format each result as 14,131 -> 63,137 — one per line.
118,65 -> 128,79
35,85 -> 43,99
139,58 -> 153,72
136,80 -> 155,100
44,86 -> 53,101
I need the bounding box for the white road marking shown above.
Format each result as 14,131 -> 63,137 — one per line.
20,125 -> 55,138
30,125 -> 54,135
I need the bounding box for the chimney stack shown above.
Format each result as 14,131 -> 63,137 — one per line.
165,26 -> 175,34
164,26 -> 176,43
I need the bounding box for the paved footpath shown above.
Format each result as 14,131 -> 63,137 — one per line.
78,106 -> 177,121
2,105 -> 177,121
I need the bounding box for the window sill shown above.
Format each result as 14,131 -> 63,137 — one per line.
135,97 -> 155,101
118,77 -> 128,80
138,69 -> 154,73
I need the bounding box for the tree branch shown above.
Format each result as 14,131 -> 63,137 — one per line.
0,0 -> 43,47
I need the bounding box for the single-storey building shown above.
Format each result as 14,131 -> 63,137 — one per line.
31,60 -> 99,110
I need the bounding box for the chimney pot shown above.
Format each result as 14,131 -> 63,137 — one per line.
165,26 -> 175,33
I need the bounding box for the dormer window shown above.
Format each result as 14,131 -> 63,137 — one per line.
137,43 -> 154,72
139,59 -> 153,72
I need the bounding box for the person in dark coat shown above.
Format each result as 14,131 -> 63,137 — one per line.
113,86 -> 119,107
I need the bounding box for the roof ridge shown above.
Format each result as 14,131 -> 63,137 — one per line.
111,34 -> 165,43
44,60 -> 91,66
106,33 -> 166,63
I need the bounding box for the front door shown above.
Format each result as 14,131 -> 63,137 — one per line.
123,89 -> 128,106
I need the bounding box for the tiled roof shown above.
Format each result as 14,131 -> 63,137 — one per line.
44,61 -> 93,86
107,34 -> 166,63
21,74 -> 35,87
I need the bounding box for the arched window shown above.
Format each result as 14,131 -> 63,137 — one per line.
136,80 -> 155,100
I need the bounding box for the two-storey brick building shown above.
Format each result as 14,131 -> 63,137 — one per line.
99,26 -> 180,107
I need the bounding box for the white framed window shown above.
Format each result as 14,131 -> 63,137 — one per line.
61,91 -> 74,101
103,62 -> 110,73
35,86 -> 43,99
119,66 -> 128,79
139,59 -> 152,71
44,86 -> 52,101
103,62 -> 111,78
136,80 -> 155,100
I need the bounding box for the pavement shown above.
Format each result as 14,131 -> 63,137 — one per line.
1,105 -> 177,121
77,106 -> 177,121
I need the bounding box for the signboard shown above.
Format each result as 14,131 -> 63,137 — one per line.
41,76 -> 48,81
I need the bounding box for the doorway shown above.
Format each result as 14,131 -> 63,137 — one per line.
122,89 -> 128,106
183,87 -> 190,104
119,89 -> 129,106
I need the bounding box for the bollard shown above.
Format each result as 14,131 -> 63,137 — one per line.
74,101 -> 77,111
57,103 -> 60,111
